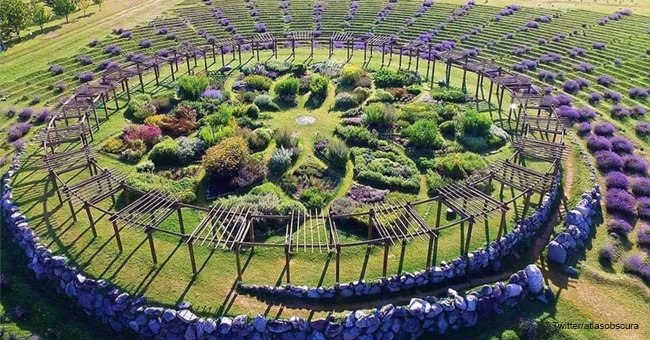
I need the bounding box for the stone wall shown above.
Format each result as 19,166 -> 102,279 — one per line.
2,146 -> 558,339
546,135 -> 601,265
238,170 -> 562,301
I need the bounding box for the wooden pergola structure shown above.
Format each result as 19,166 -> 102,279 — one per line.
252,33 -> 277,61
328,32 -> 354,58
42,146 -> 97,203
211,37 -> 243,67
177,43 -> 211,75
362,34 -> 395,66
286,31 -> 316,58
512,135 -> 567,170
62,169 -> 127,237
400,40 -> 426,72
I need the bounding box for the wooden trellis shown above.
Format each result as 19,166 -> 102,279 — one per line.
211,37 -> 243,67
43,146 -> 97,203
519,114 -> 568,142
108,190 -> 193,270
465,59 -> 503,111
434,182 -> 508,257
252,33 -> 277,60
286,31 -> 316,58
101,66 -> 141,102
177,43 -> 210,75
62,169 -> 127,237
35,123 -> 89,153
362,34 -> 395,66
512,135 -> 567,167
487,158 -> 555,210
329,32 -> 354,58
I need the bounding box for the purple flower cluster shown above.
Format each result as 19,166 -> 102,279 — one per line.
588,92 -> 602,104
610,136 -> 635,154
638,225 -> 650,246
574,62 -> 595,73
638,198 -> 650,220
603,90 -> 623,102
139,39 -> 152,48
376,2 -> 395,23
511,45 -> 531,56
562,80 -> 580,94
577,107 -> 596,120
157,27 -> 168,35
279,0 -> 292,23
201,89 -> 223,100
76,55 -> 92,65
632,178 -> 650,197
552,33 -> 565,42
77,72 -> 94,83
596,75 -> 616,87
586,135 -> 611,152
568,47 -> 586,58
592,42 -> 606,50
629,87 -> 649,100
637,122 -> 650,137
611,104 -> 631,118
623,155 -> 648,175
554,93 -> 573,106
88,39 -> 98,47
50,64 -> 64,75
557,105 -> 579,119
525,21 -> 539,29
606,172 -> 629,189
17,108 -> 33,122
34,108 -> 51,124
595,151 -> 623,172
538,52 -> 562,65
314,1 -> 323,33
607,218 -> 633,234
593,122 -> 616,136
606,188 -> 636,215
256,22 -> 267,33
97,60 -> 120,71
104,44 -> 122,55
495,4 -> 519,20
6,122 -> 31,141
632,106 -> 646,116
576,122 -> 592,135
414,0 -> 433,18
622,255 -> 650,282
538,70 -> 555,82
54,81 -> 66,92
119,31 -> 132,39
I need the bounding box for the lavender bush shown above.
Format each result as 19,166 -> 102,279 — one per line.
595,151 -> 623,172
605,172 -> 628,189
607,218 -> 633,234
631,178 -> 650,197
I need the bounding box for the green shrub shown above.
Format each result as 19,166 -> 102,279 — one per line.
203,137 -> 250,179
150,90 -> 176,112
406,84 -> 423,95
403,120 -> 444,149
269,147 -> 294,173
135,160 -> 155,173
199,125 -> 235,146
244,75 -> 273,91
459,135 -> 488,152
254,94 -> 280,111
353,87 -> 371,103
335,92 -> 359,110
274,77 -> 300,99
133,103 -> 156,121
126,93 -> 151,116
205,104 -> 235,127
430,152 -> 487,179
350,147 -> 420,192
149,137 -> 180,166
264,59 -> 292,74
292,63 -> 307,76
340,64 -> 367,87
426,170 -> 452,194
274,127 -> 298,148
240,91 -> 257,103
436,104 -> 461,121
364,103 -> 398,127
245,104 -> 260,119
300,187 -> 333,209
440,120 -> 456,135
309,75 -> 329,97
102,137 -> 124,154
368,89 -> 394,103
399,102 -> 439,123
431,87 -> 467,103
177,75 -> 209,100
335,126 -> 379,147
119,139 -> 147,163
373,69 -> 407,88
457,110 -> 492,137
326,138 -> 349,169
127,173 -> 198,203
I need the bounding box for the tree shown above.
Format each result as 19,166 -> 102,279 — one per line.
32,3 -> 53,32
0,0 -> 31,44
51,0 -> 76,23
92,0 -> 104,11
78,0 -> 91,16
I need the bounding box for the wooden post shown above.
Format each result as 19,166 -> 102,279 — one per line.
85,204 -> 97,237
521,193 -> 531,222
248,218 -> 255,251
398,48 -> 403,69
147,228 -> 158,264
368,209 -> 375,240
415,48 -> 420,73
112,221 -> 123,252
67,198 -> 77,222
426,46 -> 432,80
335,244 -> 341,283
426,232 -> 434,268
432,233 -> 439,267
221,46 -> 225,66
381,43 -> 386,66
235,243 -> 242,281
497,210 -> 507,239
459,221 -> 465,255
464,220 -> 474,256
285,244 -> 291,283
382,242 -> 389,277
398,240 -> 407,274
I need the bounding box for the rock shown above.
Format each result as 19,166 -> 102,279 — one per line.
253,315 -> 268,332
309,319 -> 328,332
465,295 -> 477,312
343,326 -> 361,340
324,323 -> 342,338
162,309 -> 177,322
505,284 -> 522,298
460,311 -> 477,327
268,320 -> 291,333
524,265 -> 544,294
218,317 -> 232,334
308,331 -> 326,340
402,318 -> 421,333
547,241 -> 566,263
408,298 -> 430,317
564,266 -> 579,278
148,319 -> 161,334
178,309 -> 197,323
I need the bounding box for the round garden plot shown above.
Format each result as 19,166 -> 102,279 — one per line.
1,0 -> 649,338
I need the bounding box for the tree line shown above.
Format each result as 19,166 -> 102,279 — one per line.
0,0 -> 106,50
